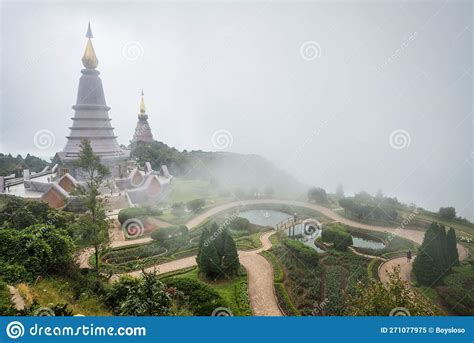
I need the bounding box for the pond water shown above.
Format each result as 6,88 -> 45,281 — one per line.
238,209 -> 385,252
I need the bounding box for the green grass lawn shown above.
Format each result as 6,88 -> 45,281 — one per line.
162,267 -> 252,316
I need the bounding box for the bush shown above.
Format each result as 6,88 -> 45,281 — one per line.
151,225 -> 189,242
0,262 -> 31,284
163,277 -> 228,316
104,275 -> 141,314
118,206 -> 163,225
274,283 -> 299,316
230,217 -> 250,231
186,199 -> 206,212
321,225 -> 353,251
307,187 -> 328,203
0,279 -> 15,315
282,239 -> 319,267
439,207 -> 456,220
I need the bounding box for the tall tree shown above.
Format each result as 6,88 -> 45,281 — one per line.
446,228 -> 459,267
196,222 -> 240,279
412,223 -> 451,286
73,139 -> 110,273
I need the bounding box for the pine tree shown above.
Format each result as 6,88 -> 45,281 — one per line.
413,223 -> 453,286
446,228 -> 459,267
222,233 -> 240,277
196,222 -> 240,279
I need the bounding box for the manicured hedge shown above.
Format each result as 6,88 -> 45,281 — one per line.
274,283 -> 299,316
118,206 -> 163,225
260,251 -> 284,283
282,239 -> 319,267
321,225 -> 353,251
150,225 -> 188,242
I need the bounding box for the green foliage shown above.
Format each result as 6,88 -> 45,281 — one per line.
446,228 -> 459,267
436,265 -> 474,315
413,223 -> 458,286
307,187 -> 328,203
347,267 -> 436,316
234,281 -> 252,315
150,225 -> 188,242
230,217 -> 250,231
196,222 -> 240,279
282,239 -> 319,267
274,283 -> 299,316
73,139 -> 111,273
186,198 -> 206,212
0,153 -> 49,177
321,225 -> 353,251
115,269 -> 172,316
0,197 -> 75,232
0,279 -> 15,315
439,207 -> 456,220
117,207 -> 163,225
339,192 -> 400,222
163,277 -> 228,316
0,225 -> 74,283
260,251 -> 284,283
104,275 -> 141,314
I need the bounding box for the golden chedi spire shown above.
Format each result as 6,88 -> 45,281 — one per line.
139,89 -> 146,114
82,22 -> 98,69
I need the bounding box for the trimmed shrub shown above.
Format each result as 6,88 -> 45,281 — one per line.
282,239 -> 319,267
186,199 -> 206,212
230,217 -> 250,231
151,225 -> 189,242
163,277 -> 228,316
321,225 -> 353,251
118,207 -> 163,225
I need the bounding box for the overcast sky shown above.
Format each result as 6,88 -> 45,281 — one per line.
0,0 -> 472,219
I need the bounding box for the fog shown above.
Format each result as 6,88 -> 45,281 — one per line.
0,1 -> 472,219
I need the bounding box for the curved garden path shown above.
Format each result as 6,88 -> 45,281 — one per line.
124,231 -> 282,316
80,198 -> 469,316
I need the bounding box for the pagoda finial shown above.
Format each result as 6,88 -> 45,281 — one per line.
86,22 -> 93,38
82,22 -> 98,69
139,89 -> 146,114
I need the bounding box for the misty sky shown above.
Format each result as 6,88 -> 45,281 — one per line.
0,1 -> 472,219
